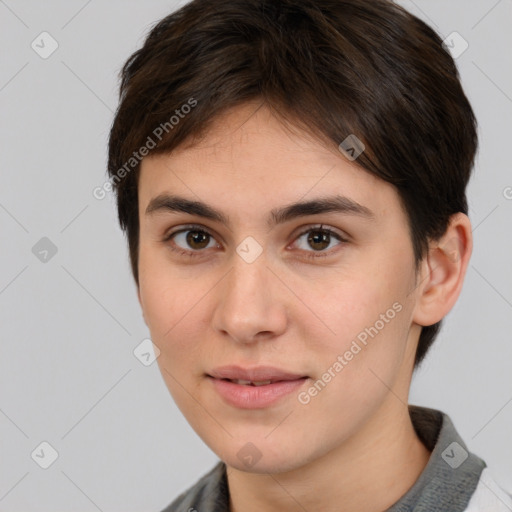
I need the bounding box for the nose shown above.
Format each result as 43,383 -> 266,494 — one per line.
211,247 -> 288,345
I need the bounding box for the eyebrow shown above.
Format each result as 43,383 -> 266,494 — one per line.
145,193 -> 375,228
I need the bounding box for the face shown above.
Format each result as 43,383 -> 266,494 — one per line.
137,102 -> 424,473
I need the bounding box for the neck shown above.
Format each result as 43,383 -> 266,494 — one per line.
227,398 -> 431,512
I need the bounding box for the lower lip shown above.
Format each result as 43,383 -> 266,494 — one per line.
208,376 -> 308,409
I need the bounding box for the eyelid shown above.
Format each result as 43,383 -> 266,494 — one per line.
162,224 -> 222,249
287,224 -> 348,259
291,223 -> 349,243
164,223 -> 348,240
163,223 -> 215,240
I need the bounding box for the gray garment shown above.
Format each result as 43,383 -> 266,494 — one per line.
160,405 -> 486,512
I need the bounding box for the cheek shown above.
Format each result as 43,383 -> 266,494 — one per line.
309,265 -> 411,374
311,274 -> 385,337
138,248 -> 203,353
302,292 -> 410,426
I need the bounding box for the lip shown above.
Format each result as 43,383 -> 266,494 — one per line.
207,365 -> 307,382
207,375 -> 309,409
206,365 -> 309,409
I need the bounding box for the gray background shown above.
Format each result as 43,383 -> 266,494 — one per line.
1,0 -> 511,510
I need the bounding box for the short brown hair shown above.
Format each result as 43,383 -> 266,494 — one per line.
107,0 -> 478,369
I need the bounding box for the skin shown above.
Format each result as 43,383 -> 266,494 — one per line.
136,101 -> 472,512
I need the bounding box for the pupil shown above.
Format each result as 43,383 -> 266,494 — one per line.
187,231 -> 209,249
308,230 -> 329,250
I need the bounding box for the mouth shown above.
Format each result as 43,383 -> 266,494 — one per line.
213,377 -> 308,386
206,373 -> 310,409
206,364 -> 309,383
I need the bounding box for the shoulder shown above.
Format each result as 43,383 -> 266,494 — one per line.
159,461 -> 228,512
464,468 -> 512,511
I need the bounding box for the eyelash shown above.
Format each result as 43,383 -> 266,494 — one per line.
162,224 -> 348,261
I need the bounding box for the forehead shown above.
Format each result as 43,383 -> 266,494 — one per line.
138,103 -> 404,225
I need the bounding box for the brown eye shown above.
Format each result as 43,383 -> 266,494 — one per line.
307,230 -> 331,251
185,230 -> 211,249
292,225 -> 348,260
164,225 -> 219,257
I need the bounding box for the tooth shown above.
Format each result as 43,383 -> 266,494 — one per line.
232,379 -> 273,386
233,379 -> 252,385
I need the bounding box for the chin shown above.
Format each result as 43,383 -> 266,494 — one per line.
217,440 -> 309,475
226,456 -> 301,475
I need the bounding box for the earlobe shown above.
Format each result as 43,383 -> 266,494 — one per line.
412,213 -> 473,327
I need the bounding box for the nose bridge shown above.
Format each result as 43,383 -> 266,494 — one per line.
225,242 -> 271,309
212,239 -> 287,342
219,233 -> 267,295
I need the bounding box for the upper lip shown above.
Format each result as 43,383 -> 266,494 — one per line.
207,365 -> 308,382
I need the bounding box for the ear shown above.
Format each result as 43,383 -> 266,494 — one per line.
412,212 -> 473,327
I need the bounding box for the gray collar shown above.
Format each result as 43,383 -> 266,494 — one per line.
162,405 -> 486,512
386,405 -> 486,511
